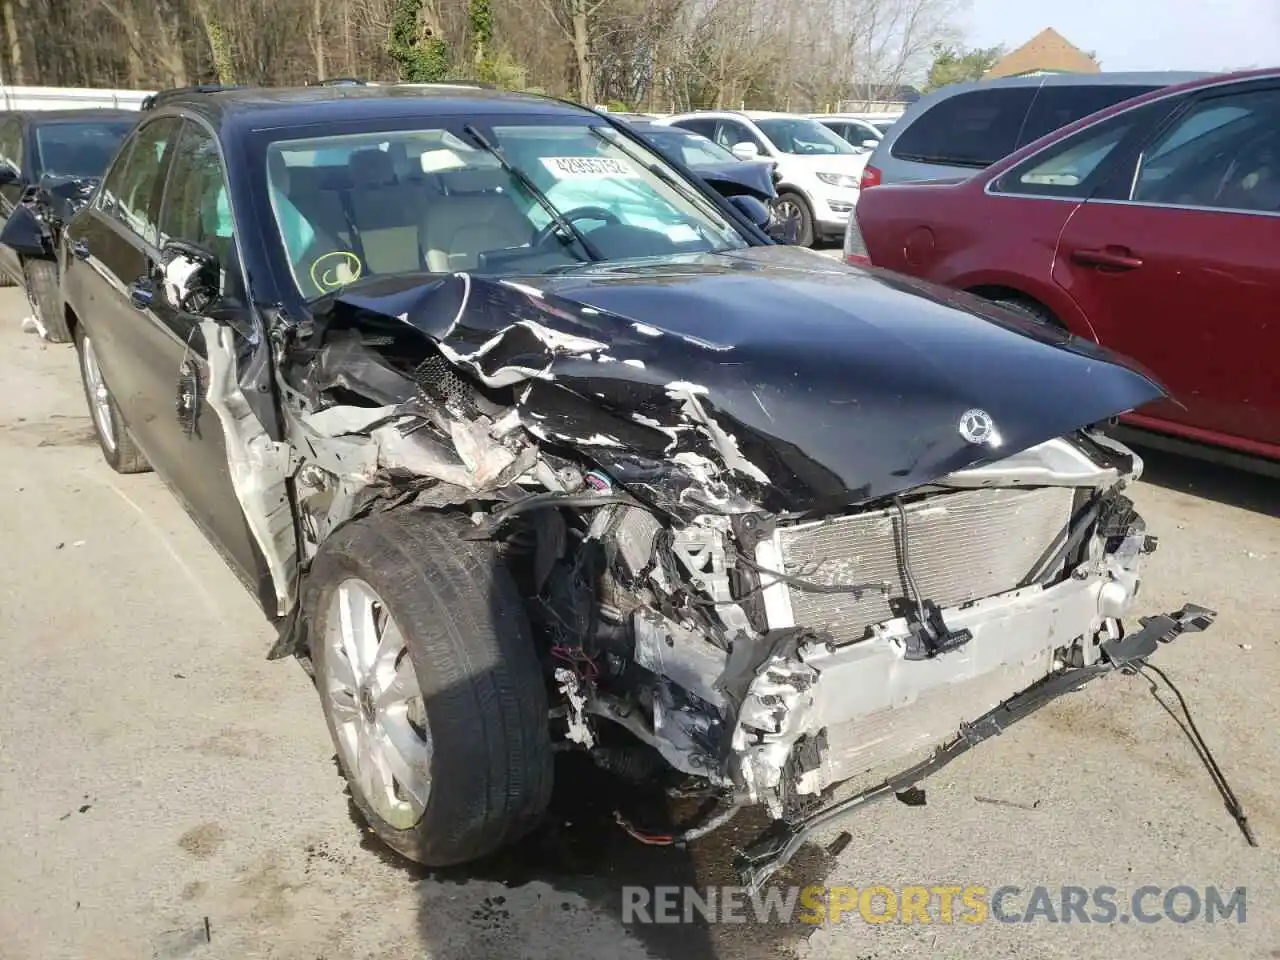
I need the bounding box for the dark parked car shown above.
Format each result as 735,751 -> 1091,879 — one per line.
60,84 -> 1210,884
860,71 -> 1206,189
846,68 -> 1280,465
0,108 -> 136,338
621,119 -> 788,239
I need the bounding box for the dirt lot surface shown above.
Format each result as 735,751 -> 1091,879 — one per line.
0,287 -> 1276,959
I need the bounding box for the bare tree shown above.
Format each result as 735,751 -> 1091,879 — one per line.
1,0 -> 965,114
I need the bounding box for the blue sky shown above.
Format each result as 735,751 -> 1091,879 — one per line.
966,0 -> 1280,73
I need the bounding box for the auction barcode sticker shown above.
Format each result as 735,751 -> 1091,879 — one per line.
541,156 -> 639,178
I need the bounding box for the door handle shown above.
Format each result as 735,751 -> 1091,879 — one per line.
127,277 -> 154,309
71,239 -> 90,261
1071,246 -> 1144,271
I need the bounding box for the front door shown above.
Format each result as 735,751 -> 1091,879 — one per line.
1052,86 -> 1280,453
144,119 -> 277,608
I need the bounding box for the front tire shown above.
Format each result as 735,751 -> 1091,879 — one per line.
307,510 -> 553,866
24,259 -> 70,342
775,191 -> 815,247
74,324 -> 151,474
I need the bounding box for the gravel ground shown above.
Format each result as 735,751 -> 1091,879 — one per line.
0,287 -> 1276,960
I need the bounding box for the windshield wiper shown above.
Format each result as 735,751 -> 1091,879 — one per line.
461,124 -> 603,263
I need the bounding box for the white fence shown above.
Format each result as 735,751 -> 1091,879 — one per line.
0,85 -> 153,111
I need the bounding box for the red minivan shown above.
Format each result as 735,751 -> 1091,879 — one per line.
846,69 -> 1280,463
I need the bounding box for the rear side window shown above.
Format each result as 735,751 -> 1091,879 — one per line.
992,104 -> 1160,199
892,88 -> 1036,167
1017,85 -> 1157,147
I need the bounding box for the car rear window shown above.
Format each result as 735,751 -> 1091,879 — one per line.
893,84 -> 1160,169
891,88 -> 1036,167
1017,84 -> 1157,146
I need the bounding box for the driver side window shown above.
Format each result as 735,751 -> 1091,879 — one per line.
715,120 -> 763,153
104,117 -> 180,245
159,122 -> 233,262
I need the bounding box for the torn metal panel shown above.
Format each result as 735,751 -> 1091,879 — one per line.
201,321 -> 298,616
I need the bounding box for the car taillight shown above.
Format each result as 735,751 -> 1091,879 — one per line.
860,165 -> 882,189
843,209 -> 872,266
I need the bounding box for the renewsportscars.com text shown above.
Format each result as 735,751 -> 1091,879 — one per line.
621,884 -> 1247,925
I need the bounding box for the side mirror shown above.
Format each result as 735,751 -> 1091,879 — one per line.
727,194 -> 771,230
731,142 -> 760,161
861,139 -> 879,150
0,164 -> 18,186
159,240 -> 221,314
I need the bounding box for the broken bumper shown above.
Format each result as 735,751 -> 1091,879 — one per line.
735,603 -> 1217,891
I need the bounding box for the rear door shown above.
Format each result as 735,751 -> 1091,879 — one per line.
74,116 -> 182,438
936,103 -> 1160,305
1052,85 -> 1280,452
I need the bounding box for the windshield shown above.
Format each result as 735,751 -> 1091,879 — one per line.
641,129 -> 739,166
754,118 -> 857,155
265,121 -> 748,299
34,119 -> 135,179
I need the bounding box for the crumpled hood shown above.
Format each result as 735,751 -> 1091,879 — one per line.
689,159 -> 778,201
330,247 -> 1163,515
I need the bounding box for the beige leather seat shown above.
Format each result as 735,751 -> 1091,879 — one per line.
423,168 -> 533,272
347,149 -> 426,275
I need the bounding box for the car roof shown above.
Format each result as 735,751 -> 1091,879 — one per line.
147,84 -> 598,135
931,70 -> 1212,97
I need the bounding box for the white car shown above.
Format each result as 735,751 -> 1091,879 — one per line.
809,113 -> 886,151
659,111 -> 868,246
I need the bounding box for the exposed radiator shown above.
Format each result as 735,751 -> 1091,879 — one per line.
774,486 -> 1075,646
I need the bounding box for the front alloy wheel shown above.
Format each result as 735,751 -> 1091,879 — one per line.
320,577 -> 432,830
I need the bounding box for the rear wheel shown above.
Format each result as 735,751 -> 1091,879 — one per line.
987,295 -> 1061,329
308,510 -> 553,866
774,191 -> 815,247
23,259 -> 70,342
74,324 -> 151,474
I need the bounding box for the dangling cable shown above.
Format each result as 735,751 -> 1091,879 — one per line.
1134,661 -> 1257,847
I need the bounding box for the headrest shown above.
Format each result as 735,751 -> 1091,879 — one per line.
437,166 -> 508,194
348,148 -> 397,187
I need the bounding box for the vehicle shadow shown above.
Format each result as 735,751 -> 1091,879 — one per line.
341,539 -> 839,960
348,752 -> 836,960
1127,440 -> 1279,519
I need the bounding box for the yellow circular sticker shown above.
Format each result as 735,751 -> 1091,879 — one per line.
310,251 -> 363,292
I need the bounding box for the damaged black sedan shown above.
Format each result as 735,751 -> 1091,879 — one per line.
0,108 -> 136,339
59,84 -> 1214,881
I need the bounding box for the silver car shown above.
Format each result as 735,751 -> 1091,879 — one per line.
862,71 -> 1207,188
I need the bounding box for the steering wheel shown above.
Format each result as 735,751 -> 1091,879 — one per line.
532,206 -> 621,248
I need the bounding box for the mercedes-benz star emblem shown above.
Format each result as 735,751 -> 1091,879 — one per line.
958,408 -> 999,446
